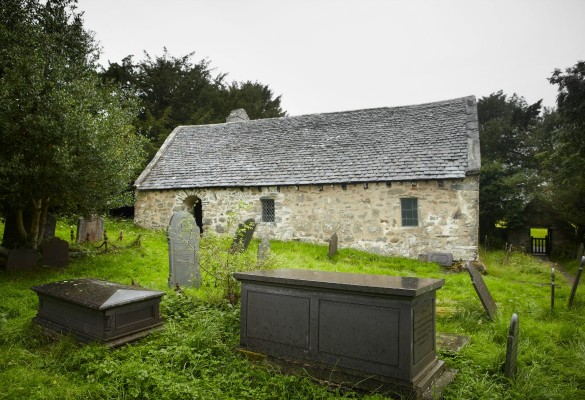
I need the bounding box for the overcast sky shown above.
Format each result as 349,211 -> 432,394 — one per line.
76,0 -> 584,116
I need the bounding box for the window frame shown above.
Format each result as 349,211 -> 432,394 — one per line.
400,198 -> 419,227
261,198 -> 275,223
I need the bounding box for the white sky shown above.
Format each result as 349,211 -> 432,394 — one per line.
76,0 -> 585,116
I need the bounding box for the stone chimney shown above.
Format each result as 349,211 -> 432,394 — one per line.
226,108 -> 250,123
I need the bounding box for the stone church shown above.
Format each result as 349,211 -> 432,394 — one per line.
134,96 -> 480,261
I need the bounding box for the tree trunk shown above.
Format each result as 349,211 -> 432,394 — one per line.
16,208 -> 28,243
29,199 -> 42,249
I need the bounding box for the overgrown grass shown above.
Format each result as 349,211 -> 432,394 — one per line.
1,219 -> 584,399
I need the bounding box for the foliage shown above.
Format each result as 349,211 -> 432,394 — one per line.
477,91 -> 543,237
540,60 -> 585,241
0,0 -> 145,248
198,203 -> 265,304
1,218 -> 585,399
101,50 -> 286,158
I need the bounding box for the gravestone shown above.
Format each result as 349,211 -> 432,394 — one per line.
6,248 -> 38,271
551,266 -> 555,312
428,252 -> 453,267
42,237 -> 69,268
43,214 -> 57,241
257,235 -> 271,265
328,233 -> 338,258
568,256 -> 584,307
230,218 -> 256,253
167,211 -> 201,288
504,313 -> 519,378
466,261 -> 497,319
77,216 -> 104,243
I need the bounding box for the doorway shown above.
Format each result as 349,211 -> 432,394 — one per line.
530,227 -> 550,255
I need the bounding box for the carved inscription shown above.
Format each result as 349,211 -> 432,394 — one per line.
413,299 -> 434,365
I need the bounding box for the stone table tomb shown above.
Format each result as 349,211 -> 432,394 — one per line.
234,269 -> 446,399
31,278 -> 165,346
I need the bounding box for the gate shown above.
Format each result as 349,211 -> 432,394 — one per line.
531,235 -> 550,255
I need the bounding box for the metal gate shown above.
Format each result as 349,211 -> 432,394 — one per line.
531,235 -> 550,255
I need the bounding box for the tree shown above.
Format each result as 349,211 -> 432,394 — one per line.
477,91 -> 543,239
0,0 -> 145,249
101,51 -> 286,158
540,61 -> 585,240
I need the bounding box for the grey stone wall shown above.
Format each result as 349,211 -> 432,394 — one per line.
135,176 -> 479,260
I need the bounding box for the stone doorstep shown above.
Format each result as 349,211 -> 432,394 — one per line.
238,349 -> 451,400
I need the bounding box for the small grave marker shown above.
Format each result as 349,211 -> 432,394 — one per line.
77,216 -> 104,243
167,211 -> 201,288
504,313 -> 519,378
466,261 -> 497,319
42,237 -> 69,268
568,256 -> 584,307
551,266 -> 555,312
230,218 -> 256,253
328,233 -> 338,258
257,235 -> 271,265
428,252 -> 453,267
6,248 -> 37,271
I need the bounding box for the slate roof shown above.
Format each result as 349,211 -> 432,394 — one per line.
135,96 -> 480,190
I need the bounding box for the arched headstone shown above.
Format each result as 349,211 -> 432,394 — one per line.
167,211 -> 201,288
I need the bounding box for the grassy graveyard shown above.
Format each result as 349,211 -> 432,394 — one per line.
0,218 -> 584,400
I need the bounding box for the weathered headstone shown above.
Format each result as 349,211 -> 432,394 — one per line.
568,256 -> 584,307
77,216 -> 104,243
428,252 -> 453,267
551,266 -> 555,312
504,313 -> 519,378
230,218 -> 256,253
466,261 -> 497,319
328,233 -> 338,258
42,237 -> 69,268
167,211 -> 201,288
43,214 -> 57,241
6,248 -> 38,271
257,235 -> 271,265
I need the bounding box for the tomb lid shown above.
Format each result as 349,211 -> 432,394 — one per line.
31,278 -> 165,310
234,269 -> 444,296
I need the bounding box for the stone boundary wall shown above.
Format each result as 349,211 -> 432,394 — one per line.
134,176 -> 479,260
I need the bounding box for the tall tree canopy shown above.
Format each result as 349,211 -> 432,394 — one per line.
541,61 -> 585,239
477,91 -> 543,238
0,0 -> 145,248
101,51 -> 286,157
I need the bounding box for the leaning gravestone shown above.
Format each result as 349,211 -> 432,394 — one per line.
257,235 -> 271,265
77,216 -> 104,243
230,218 -> 256,253
466,261 -> 497,319
328,233 -> 338,258
568,256 -> 584,307
42,237 -> 69,268
6,248 -> 38,271
504,313 -> 519,378
167,211 -> 201,288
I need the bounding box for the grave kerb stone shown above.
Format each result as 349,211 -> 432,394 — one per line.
466,261 -> 497,319
428,252 -> 453,267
